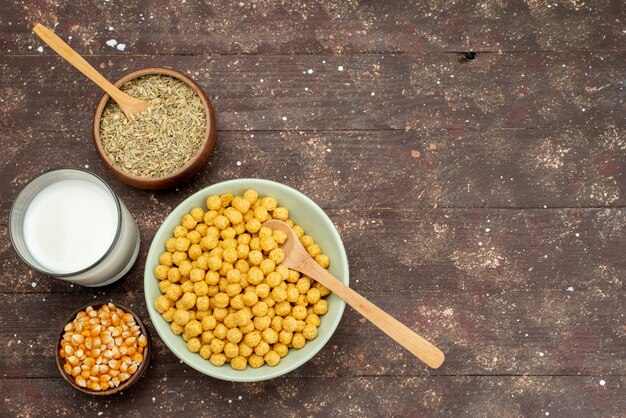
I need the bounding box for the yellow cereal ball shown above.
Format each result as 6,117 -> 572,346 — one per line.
260,259 -> 276,275
248,353 -> 264,368
188,244 -> 203,261
285,219 -> 294,227
182,331 -> 192,342
303,324 -> 318,340
292,333 -> 306,349
254,340 -> 270,357
159,280 -> 172,294
282,316 -> 298,333
238,342 -> 253,358
222,247 -> 237,264
155,265 -> 169,281
296,278 -> 312,295
209,339 -> 225,355
235,311 -> 251,327
187,206 -> 203,222
201,331 -> 215,345
206,195 -> 222,211
182,214 -> 197,230
194,282 -> 210,298
165,284 -> 183,301
254,315 -> 271,331
213,292 -> 230,309
249,237 -> 261,251
268,248 -> 285,264
243,210 -> 255,223
186,337 -> 201,353
171,322 -> 184,335
273,264 -> 288,280
174,225 -> 188,238
213,308 -> 227,322
265,272 -> 282,288
196,310 -> 208,320
214,324 -> 228,341
260,237 -> 278,253
210,246 -> 224,258
235,259 -> 250,275
223,207 -> 243,225
214,215 -> 229,230
264,350 -> 280,366
210,353 -> 227,366
306,288 -> 321,305
255,283 -> 270,299
195,223 -> 209,237
165,237 -> 177,253
248,251 -> 263,267
200,235 -> 219,252
174,237 -> 190,252
305,313 -> 321,327
292,225 -> 304,238
154,296 -> 171,313
262,328 -> 279,344
271,316 -> 283,333
229,294 -> 244,310
288,270 -> 300,283
224,342 -> 239,359
244,219 -> 261,235
205,271 -> 220,286
242,189 -> 258,204
189,268 -> 204,283
272,230 -> 287,245
207,256 -> 222,272
244,330 -> 262,347
280,328 -> 295,344
174,309 -> 191,326
233,243 -> 249,259
220,229 -> 237,242
313,299 -> 328,315
179,260 -> 193,277
224,269 -> 240,284
307,244 -> 321,258
199,344 -> 212,360
258,226 -> 271,239
272,207 -> 289,221
230,196 -> 249,214
261,196 -> 277,211
230,356 -> 247,370
207,285 -> 220,297
162,307 -> 176,322
185,320 -> 203,337
226,328 -> 243,344
295,295 -> 308,307
271,287 -> 287,303
195,255 -> 209,271
203,210 -> 218,225
315,254 -> 330,268
292,305 -> 307,320
251,301 -> 269,317
242,291 -> 259,307
247,267 -> 264,285
254,206 -> 270,222
274,343 -> 289,358
300,235 -> 314,248
225,283 -> 242,297
220,193 -> 234,207
275,301 -> 291,317
180,292 -> 197,310
187,230 -> 202,245
230,222 -> 245,235
159,252 -> 173,267
314,283 -> 331,297
172,251 -> 188,266
286,286 -> 299,303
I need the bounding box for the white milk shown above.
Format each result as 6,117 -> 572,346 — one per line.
23,178 -> 119,274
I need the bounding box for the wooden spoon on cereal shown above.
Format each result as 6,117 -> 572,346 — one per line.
263,220 -> 445,369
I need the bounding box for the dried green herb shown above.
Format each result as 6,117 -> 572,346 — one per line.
99,74 -> 207,178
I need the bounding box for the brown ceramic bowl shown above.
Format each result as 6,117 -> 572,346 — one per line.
93,67 -> 217,190
56,302 -> 151,395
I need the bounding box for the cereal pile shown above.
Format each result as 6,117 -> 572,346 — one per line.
59,303 -> 148,391
153,189 -> 331,370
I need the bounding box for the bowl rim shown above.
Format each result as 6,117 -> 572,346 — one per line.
56,302 -> 151,395
92,67 -> 217,189
143,178 -> 349,382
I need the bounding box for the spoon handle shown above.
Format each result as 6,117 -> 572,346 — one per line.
300,261 -> 445,369
32,23 -> 128,104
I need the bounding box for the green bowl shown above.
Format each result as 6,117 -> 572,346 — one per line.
144,179 -> 349,382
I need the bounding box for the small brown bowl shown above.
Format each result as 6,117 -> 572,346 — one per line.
93,67 -> 217,190
56,302 -> 151,396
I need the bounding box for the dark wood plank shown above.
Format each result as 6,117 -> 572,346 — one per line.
2,205 -> 624,294
1,53 -> 624,132
1,287 -> 623,378
0,376 -> 623,417
1,0 -> 624,54
1,128 -> 624,211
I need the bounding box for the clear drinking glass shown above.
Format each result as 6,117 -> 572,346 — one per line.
9,168 -> 140,287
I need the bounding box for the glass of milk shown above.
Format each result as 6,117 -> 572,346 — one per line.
9,168 -> 140,287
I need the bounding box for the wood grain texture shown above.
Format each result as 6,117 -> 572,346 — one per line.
1,53 -> 624,132
1,0 -> 624,54
0,1 -> 624,416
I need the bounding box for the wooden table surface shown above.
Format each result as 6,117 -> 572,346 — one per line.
1,1 -> 624,416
